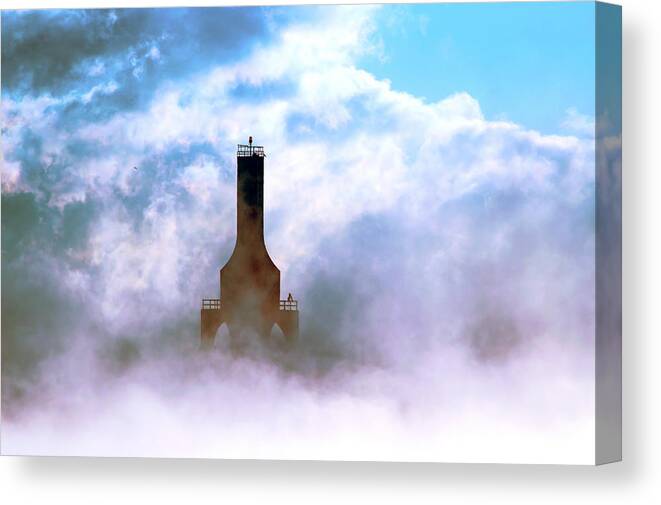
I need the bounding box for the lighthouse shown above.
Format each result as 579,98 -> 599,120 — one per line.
200,138 -> 299,349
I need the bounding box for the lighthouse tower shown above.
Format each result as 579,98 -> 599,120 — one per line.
200,138 -> 299,348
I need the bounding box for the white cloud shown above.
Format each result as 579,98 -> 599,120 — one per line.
81,80 -> 119,104
562,107 -> 596,136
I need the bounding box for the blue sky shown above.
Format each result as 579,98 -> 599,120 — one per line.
361,2 -> 595,133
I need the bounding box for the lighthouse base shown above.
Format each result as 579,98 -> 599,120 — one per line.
200,305 -> 298,351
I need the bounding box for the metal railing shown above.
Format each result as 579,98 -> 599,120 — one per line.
280,300 -> 298,311
203,298 -> 297,311
237,144 -> 265,157
202,298 -> 221,310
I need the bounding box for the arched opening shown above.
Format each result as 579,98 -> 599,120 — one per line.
214,322 -> 231,352
232,326 -> 263,355
270,323 -> 285,345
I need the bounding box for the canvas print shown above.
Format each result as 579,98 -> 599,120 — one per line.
1,2 -> 621,464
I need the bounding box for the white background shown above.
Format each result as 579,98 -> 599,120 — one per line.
0,0 -> 659,503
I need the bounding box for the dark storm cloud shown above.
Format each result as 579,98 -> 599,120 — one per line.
2,7 -> 274,118
2,9 -> 146,94
1,192 -> 101,402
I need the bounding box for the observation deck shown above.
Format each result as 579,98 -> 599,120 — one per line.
237,144 -> 265,157
201,298 -> 298,312
201,298 -> 221,310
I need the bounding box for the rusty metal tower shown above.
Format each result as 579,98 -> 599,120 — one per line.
200,138 -> 298,349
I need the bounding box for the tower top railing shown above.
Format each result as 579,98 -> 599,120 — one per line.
237,144 -> 265,157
